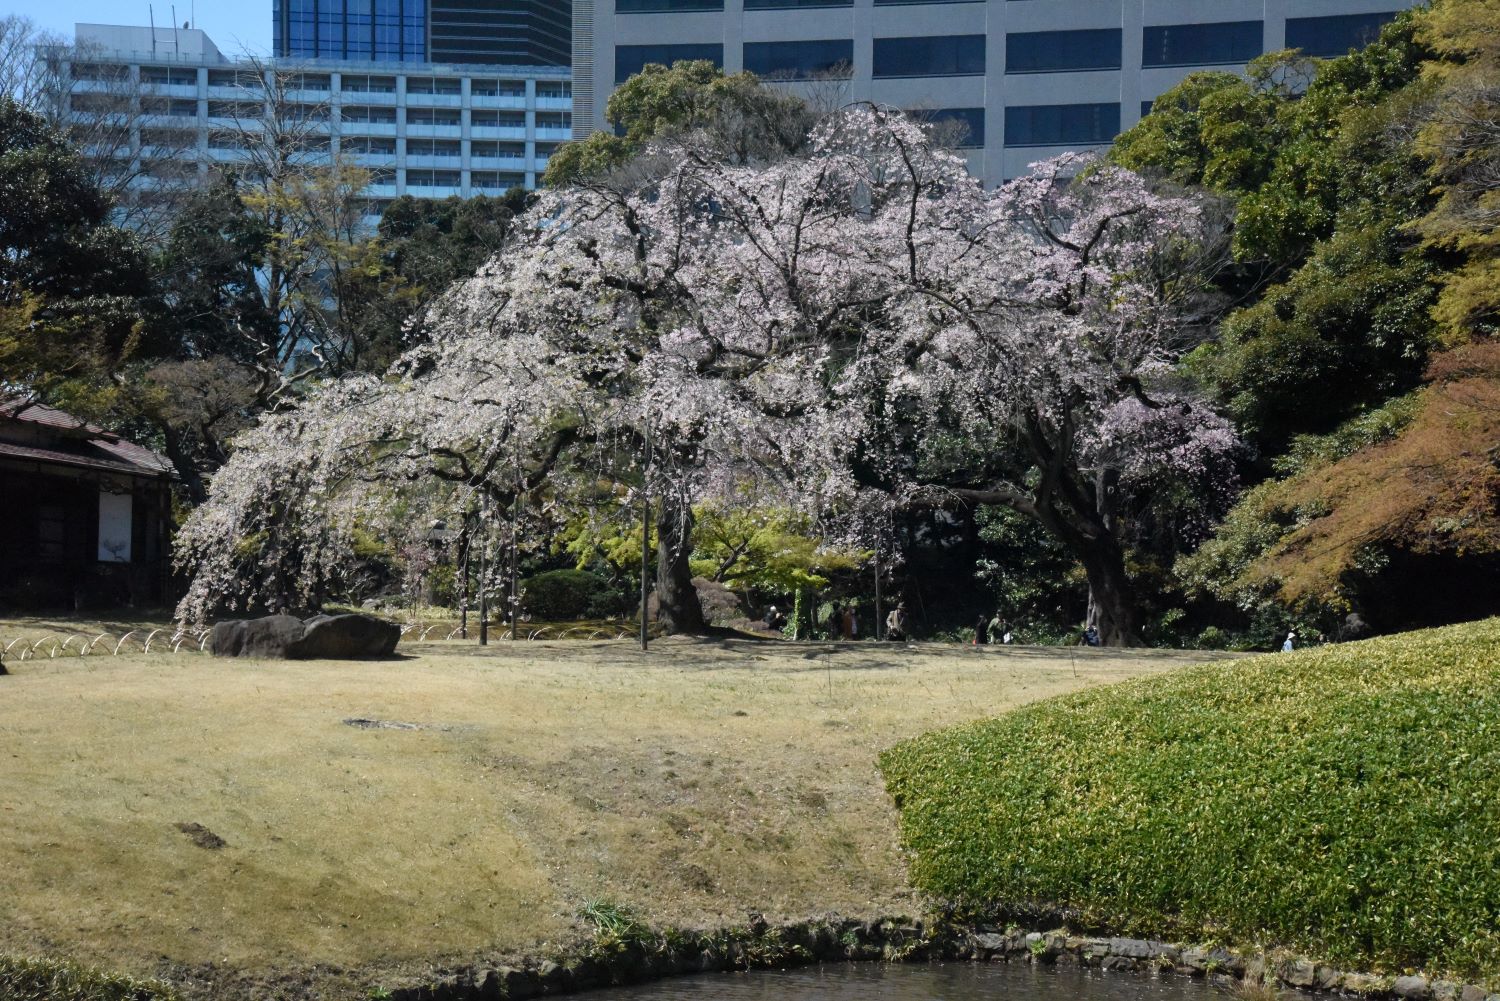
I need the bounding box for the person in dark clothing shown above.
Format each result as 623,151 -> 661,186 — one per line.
974,614 -> 988,645
764,605 -> 786,631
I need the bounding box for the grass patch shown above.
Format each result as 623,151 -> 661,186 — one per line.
0,955 -> 180,1001
880,618 -> 1500,982
0,632 -> 1225,999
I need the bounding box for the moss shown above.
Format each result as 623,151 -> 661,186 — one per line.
881,619 -> 1500,983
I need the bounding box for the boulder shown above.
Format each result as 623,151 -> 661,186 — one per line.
209,613 -> 399,659
289,613 -> 400,659
1395,976 -> 1432,1000
209,614 -> 306,658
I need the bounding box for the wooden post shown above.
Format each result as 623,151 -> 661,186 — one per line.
479,495 -> 488,646
640,416 -> 650,652
873,542 -> 883,642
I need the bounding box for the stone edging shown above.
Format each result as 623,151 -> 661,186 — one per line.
387,916 -> 1500,1001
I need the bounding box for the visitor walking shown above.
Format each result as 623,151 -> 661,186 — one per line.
987,612 -> 1006,645
827,602 -> 842,640
843,604 -> 857,640
974,614 -> 988,645
1282,631 -> 1296,652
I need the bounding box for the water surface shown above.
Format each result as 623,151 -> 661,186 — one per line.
592,961 -> 1219,1001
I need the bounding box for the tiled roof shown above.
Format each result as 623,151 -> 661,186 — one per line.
0,398 -> 174,478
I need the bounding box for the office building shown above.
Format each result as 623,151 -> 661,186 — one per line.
55,23 -> 572,216
571,0 -> 1418,184
275,0 -> 571,66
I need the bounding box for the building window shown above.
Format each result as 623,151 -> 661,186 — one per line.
746,0 -> 852,9
874,0 -> 979,7
472,79 -> 527,97
140,66 -> 198,85
472,110 -> 527,128
914,107 -> 985,148
1143,21 -> 1262,67
406,169 -> 461,187
874,35 -> 985,78
406,76 -> 461,95
345,136 -> 397,155
1005,29 -> 1120,74
1141,100 -> 1154,117
471,140 -> 525,159
342,105 -> 398,124
615,44 -> 724,84
472,170 -> 525,190
1285,12 -> 1397,58
536,81 -> 572,99
405,107 -> 461,126
407,138 -> 461,156
616,0 -> 723,11
537,111 -> 572,130
1004,103 -> 1120,147
744,39 -> 853,79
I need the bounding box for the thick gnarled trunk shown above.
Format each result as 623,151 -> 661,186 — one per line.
655,497 -> 708,634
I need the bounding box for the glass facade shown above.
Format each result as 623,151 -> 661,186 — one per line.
1142,21 -> 1262,67
430,0 -> 572,66
1006,29 -> 1121,73
743,39 -> 854,78
1004,102 -> 1120,146
275,0 -> 427,62
618,0 -> 723,10
745,0 -> 853,8
1285,12 -> 1398,58
919,107 -> 985,147
873,35 -> 985,77
615,43 -> 724,82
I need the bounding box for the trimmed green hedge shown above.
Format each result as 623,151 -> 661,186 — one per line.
0,956 -> 179,1001
880,619 -> 1500,980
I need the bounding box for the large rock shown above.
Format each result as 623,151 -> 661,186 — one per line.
289,613 -> 400,659
210,613 -> 399,659
209,614 -> 306,658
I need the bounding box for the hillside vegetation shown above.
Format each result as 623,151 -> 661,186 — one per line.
881,619 -> 1500,982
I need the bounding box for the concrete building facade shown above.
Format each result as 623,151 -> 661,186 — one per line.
571,0 -> 1419,184
57,23 -> 571,213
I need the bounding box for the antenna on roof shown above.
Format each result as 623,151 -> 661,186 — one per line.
171,5 -> 180,53
148,4 -> 156,56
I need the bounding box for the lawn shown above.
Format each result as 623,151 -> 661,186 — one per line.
0,626 -> 1232,999
881,618 -> 1500,984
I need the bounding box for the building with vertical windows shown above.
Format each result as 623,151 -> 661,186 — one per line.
55,23 -> 572,218
275,0 -> 572,66
571,0 -> 1419,184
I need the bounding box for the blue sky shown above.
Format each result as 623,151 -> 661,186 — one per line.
12,0 -> 272,56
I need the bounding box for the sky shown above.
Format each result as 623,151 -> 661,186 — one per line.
11,0 -> 272,56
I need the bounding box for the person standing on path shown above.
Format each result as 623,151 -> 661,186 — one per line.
974,615 -> 988,645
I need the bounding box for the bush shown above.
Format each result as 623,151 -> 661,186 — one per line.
880,619 -> 1500,980
520,569 -> 620,620
0,955 -> 179,1001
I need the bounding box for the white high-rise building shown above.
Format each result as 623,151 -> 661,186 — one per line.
571,0 -> 1418,184
50,23 -> 572,217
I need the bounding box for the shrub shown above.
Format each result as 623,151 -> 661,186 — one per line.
880,619 -> 1500,981
520,569 -> 619,620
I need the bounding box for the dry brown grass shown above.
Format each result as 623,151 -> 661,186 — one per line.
0,632 -> 1242,997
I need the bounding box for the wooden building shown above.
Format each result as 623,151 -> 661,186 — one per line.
0,399 -> 174,610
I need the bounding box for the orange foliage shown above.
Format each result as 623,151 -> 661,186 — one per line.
1257,342 -> 1500,604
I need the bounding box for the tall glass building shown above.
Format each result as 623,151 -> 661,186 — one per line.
274,0 -> 429,62
275,0 -> 572,66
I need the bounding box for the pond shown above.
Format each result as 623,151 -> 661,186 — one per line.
591,961 -> 1220,1001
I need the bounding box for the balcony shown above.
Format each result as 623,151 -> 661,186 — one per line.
471,93 -> 527,110
405,123 -> 463,138
338,89 -> 397,105
139,82 -> 200,99
338,121 -> 398,137
405,184 -> 464,199
470,154 -> 526,169
404,92 -> 463,108
470,125 -> 527,140
536,125 -> 572,140
536,96 -> 572,111
405,153 -> 463,168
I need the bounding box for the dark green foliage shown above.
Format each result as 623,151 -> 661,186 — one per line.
521,569 -> 621,620
0,98 -> 152,387
972,505 -> 1085,637
0,955 -> 179,1001
880,619 -> 1500,979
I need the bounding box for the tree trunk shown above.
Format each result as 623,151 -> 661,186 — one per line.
655,496 -> 708,634
1081,537 -> 1138,647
